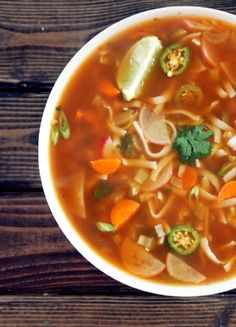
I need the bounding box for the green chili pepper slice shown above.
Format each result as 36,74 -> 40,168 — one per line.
168,225 -> 200,256
175,84 -> 203,108
160,43 -> 190,77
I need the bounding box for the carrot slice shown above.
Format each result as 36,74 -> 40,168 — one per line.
218,181 -> 236,201
98,80 -> 120,97
182,166 -> 198,190
111,199 -> 140,229
90,159 -> 121,175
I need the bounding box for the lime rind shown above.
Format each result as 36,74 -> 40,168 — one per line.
116,36 -> 163,101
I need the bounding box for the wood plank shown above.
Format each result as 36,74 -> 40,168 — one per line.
0,294 -> 236,326
1,192 -> 236,295
0,93 -> 47,189
0,0 -> 235,83
0,192 -> 137,294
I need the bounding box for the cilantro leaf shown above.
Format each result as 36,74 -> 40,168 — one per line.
173,125 -> 213,164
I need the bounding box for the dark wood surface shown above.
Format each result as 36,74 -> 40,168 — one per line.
1,0 -> 236,325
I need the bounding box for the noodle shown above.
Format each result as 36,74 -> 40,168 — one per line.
147,194 -> 175,219
150,152 -> 176,181
166,109 -> 201,122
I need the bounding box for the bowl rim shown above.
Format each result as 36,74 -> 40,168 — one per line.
39,6 -> 236,296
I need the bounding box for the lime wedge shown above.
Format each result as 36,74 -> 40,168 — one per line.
116,36 -> 163,101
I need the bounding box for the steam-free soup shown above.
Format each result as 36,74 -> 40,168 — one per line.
50,16 -> 236,285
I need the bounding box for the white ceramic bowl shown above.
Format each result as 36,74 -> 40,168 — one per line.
39,6 -> 236,296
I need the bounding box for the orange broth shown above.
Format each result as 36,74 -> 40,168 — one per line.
50,16 -> 236,285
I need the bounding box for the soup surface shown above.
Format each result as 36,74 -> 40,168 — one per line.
50,16 -> 236,285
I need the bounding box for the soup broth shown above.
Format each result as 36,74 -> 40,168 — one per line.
50,16 -> 236,285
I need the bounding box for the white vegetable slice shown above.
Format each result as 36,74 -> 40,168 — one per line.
102,136 -> 120,158
166,253 -> 206,284
121,238 -> 165,277
200,237 -> 223,265
227,135 -> 236,150
139,105 -> 170,145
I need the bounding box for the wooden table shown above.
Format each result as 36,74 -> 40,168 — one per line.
1,0 -> 236,326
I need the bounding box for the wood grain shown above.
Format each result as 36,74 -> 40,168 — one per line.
1,0 -> 236,321
0,192 -> 136,294
0,93 -> 47,189
0,0 -> 236,83
0,295 -> 235,326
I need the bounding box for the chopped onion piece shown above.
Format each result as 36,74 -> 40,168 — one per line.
122,158 -> 157,170
157,191 -> 164,202
102,136 -> 120,158
216,86 -> 228,99
195,159 -> 201,168
158,236 -> 165,245
129,181 -> 140,196
137,235 -> 154,250
210,115 -> 234,131
223,80 -> 236,98
134,169 -> 149,185
178,164 -> 187,178
99,174 -> 108,181
216,149 -> 228,157
224,255 -> 236,272
155,224 -> 166,238
227,135 -> 236,150
200,237 -> 223,265
223,167 -> 236,183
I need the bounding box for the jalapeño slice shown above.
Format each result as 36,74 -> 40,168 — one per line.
160,43 -> 190,77
168,225 -> 200,256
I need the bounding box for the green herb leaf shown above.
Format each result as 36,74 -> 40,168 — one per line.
218,162 -> 236,177
173,125 -> 213,164
121,132 -> 133,156
96,222 -> 116,232
59,111 -> 70,139
94,180 -> 112,200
